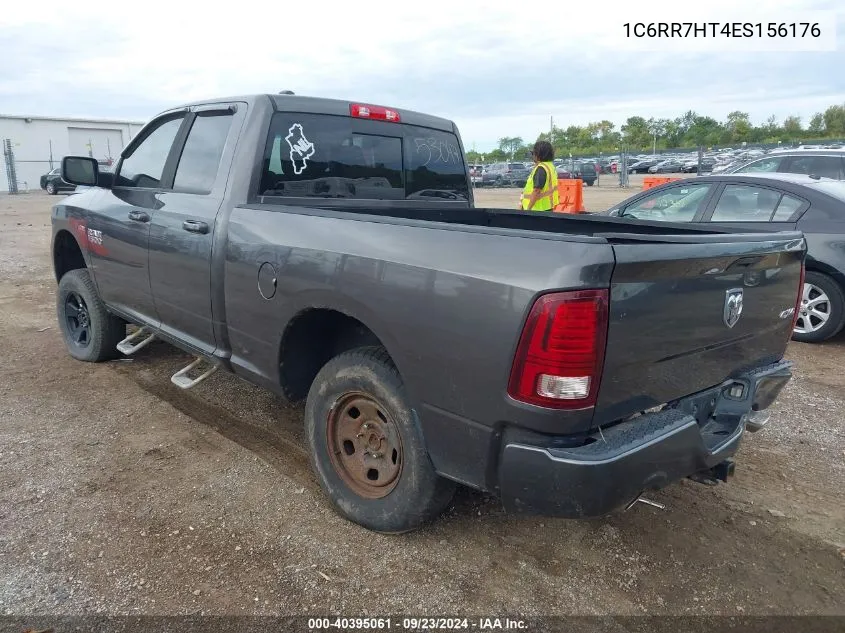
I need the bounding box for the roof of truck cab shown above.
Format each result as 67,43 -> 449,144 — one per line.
168,94 -> 457,133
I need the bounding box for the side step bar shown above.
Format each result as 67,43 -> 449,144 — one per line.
171,357 -> 218,390
117,326 -> 157,355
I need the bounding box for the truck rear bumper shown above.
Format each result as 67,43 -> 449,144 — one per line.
498,360 -> 792,517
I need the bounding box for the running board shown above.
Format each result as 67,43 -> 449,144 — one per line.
170,357 -> 218,390
117,326 -> 157,355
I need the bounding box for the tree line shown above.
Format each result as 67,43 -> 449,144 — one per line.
466,104 -> 845,163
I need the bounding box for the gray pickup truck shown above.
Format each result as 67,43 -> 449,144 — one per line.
53,93 -> 804,533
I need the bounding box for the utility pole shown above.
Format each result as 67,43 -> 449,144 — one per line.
550,116 -> 554,146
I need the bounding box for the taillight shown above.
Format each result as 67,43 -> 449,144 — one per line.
350,103 -> 400,122
791,261 -> 806,332
508,290 -> 609,409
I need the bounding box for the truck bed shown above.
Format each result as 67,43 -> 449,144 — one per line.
247,200 -> 782,239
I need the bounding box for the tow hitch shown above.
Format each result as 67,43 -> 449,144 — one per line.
688,458 -> 736,486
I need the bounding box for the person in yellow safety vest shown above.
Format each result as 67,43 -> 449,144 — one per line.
519,140 -> 559,211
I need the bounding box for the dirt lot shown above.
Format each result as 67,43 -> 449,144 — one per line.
1,189 -> 843,620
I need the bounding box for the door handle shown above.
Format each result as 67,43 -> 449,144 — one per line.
182,220 -> 209,234
128,210 -> 150,222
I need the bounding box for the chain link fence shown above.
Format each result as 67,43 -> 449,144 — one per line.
2,133 -> 120,194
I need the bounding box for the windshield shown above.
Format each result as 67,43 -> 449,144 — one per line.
509,163 -> 525,170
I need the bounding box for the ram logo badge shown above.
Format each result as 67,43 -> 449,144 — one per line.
724,288 -> 744,328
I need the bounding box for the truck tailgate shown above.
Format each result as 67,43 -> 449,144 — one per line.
595,231 -> 805,425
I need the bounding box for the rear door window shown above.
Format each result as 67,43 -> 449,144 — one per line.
782,155 -> 844,179
173,113 -> 233,194
771,193 -> 805,221
710,184 -> 782,222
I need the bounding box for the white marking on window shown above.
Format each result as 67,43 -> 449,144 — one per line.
285,124 -> 315,175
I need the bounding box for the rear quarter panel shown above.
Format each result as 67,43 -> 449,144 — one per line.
223,206 -> 615,487
798,204 -> 845,287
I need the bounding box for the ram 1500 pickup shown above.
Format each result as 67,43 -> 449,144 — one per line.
53,93 -> 805,532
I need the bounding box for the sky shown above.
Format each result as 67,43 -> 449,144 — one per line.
1,0 -> 843,152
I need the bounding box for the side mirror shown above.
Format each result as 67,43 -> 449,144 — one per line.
61,156 -> 99,187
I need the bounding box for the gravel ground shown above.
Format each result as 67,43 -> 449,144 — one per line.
0,191 -> 843,621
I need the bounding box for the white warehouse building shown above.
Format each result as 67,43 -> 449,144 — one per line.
1,114 -> 146,193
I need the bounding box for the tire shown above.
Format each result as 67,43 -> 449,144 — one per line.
495,177 -> 503,187
792,271 -> 845,343
586,180 -> 594,186
46,182 -> 56,195
305,346 -> 456,533
56,269 -> 126,362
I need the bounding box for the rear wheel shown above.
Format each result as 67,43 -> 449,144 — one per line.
305,346 -> 456,532
46,182 -> 56,195
792,271 -> 845,343
56,269 -> 126,361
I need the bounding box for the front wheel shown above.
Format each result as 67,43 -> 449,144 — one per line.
305,347 -> 456,533
57,269 -> 126,361
792,271 -> 845,343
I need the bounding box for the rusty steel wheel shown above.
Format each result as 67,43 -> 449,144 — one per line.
306,346 -> 456,532
326,392 -> 403,499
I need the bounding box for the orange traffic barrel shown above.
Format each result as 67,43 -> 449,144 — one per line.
642,176 -> 682,190
554,179 -> 585,213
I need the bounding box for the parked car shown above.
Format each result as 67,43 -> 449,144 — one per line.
555,164 -> 574,179
648,159 -> 684,174
557,161 -> 598,185
604,172 -> 843,342
469,164 -> 484,186
575,161 -> 598,186
726,150 -> 845,180
482,162 -> 530,187
53,93 -> 802,533
628,159 -> 657,174
40,167 -> 76,195
681,158 -> 716,173
711,160 -> 740,174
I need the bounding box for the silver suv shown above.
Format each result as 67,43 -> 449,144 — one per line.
482,162 -> 530,187
726,150 -> 845,180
